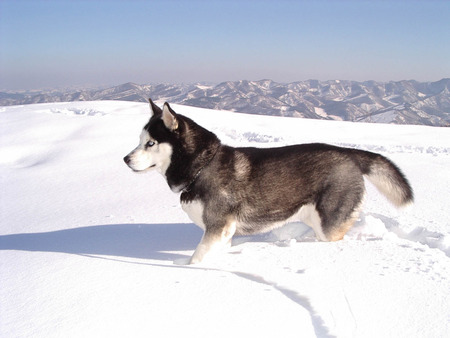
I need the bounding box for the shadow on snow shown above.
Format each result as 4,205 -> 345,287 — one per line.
0,223 -> 203,261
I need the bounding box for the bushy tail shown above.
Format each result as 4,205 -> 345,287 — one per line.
352,149 -> 414,207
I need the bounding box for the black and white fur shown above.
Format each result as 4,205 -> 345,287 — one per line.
124,99 -> 413,264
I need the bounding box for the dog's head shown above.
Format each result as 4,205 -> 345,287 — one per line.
123,99 -> 178,175
124,99 -> 220,190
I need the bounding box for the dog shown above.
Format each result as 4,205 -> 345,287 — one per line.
124,99 -> 413,264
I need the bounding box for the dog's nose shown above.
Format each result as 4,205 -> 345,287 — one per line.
123,155 -> 131,164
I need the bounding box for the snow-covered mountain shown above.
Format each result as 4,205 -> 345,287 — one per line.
1,79 -> 449,126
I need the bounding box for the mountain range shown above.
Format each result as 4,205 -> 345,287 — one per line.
1,79 -> 449,126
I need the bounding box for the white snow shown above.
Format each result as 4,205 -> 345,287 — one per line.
195,85 -> 213,90
314,107 -> 328,118
1,101 -> 450,338
369,110 -> 397,124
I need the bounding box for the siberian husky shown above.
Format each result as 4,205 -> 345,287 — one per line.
124,99 -> 413,264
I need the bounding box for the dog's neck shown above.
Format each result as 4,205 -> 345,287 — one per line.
180,144 -> 221,193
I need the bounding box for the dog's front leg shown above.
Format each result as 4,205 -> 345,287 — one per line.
189,218 -> 236,264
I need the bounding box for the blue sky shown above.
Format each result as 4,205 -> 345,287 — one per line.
1,0 -> 449,90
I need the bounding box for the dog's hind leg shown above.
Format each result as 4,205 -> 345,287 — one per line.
189,217 -> 237,264
298,204 -> 328,241
317,171 -> 365,242
321,198 -> 364,242
325,213 -> 359,241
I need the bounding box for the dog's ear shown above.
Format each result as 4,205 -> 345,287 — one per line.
149,98 -> 162,116
162,102 -> 179,131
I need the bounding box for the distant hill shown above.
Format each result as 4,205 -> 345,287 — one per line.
1,79 -> 449,126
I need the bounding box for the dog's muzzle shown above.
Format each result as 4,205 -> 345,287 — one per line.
123,155 -> 156,172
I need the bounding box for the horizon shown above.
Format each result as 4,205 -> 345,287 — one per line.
2,77 -> 450,94
1,0 -> 449,91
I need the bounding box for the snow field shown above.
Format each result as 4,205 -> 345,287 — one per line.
1,101 -> 449,337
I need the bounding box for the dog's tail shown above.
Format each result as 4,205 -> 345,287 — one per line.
352,149 -> 413,207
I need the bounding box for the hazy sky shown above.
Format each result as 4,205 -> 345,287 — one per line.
1,0 -> 449,90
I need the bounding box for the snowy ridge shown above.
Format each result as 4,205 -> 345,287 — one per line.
1,102 -> 450,337
2,78 -> 450,126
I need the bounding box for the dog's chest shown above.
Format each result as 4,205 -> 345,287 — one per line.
181,200 -> 206,230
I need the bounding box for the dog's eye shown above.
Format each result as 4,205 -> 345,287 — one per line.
146,141 -> 155,147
